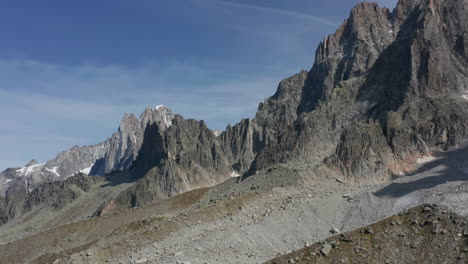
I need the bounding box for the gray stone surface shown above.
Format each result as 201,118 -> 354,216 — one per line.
0,106 -> 176,197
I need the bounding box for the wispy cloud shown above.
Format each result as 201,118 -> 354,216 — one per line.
0,0 -> 397,171
189,0 -> 339,64
206,0 -> 339,27
0,58 -> 295,169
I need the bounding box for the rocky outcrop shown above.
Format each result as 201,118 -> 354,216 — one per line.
90,105 -> 175,176
108,0 -> 468,206
243,0 -> 468,182
0,106 -> 176,197
266,204 -> 468,264
219,71 -> 309,175
0,141 -> 106,197
2,0 -> 467,213
117,116 -> 233,207
0,173 -> 94,225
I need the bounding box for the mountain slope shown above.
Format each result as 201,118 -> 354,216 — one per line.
116,115 -> 235,207
69,0 -> 468,208
3,0 -> 466,209
89,105 -> 175,176
266,204 -> 468,264
245,0 -> 468,182
0,1 -> 467,263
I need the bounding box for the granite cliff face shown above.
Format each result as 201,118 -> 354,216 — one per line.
2,0 -> 467,217
108,0 -> 468,207
0,106 -> 176,197
0,173 -> 93,225
115,71 -> 311,206
241,0 -> 468,182
90,105 -> 175,176
116,115 -> 233,207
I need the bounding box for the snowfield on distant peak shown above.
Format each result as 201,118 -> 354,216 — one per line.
79,165 -> 93,175
462,91 -> 468,100
45,167 -> 61,177
16,163 -> 44,177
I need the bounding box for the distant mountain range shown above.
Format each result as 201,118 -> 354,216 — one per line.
0,1 -> 467,263
0,0 -> 467,228
0,105 -> 177,196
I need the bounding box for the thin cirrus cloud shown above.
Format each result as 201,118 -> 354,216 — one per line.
192,0 -> 341,59
0,58 -> 288,169
205,0 -> 340,27
0,0 -> 400,170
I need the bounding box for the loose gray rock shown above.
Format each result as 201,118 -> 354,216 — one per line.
321,244 -> 333,256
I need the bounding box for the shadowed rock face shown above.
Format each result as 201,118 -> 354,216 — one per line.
0,143 -> 108,196
109,0 -> 468,206
0,106 -> 175,197
90,106 -> 175,176
0,173 -> 93,225
219,71 -> 309,174
115,70 -> 311,207
2,0 -> 467,214
242,0 -> 468,182
116,116 -> 233,207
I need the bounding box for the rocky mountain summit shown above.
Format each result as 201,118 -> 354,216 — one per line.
89,105 -> 175,176
0,1 -> 467,263
0,105 -> 176,197
0,173 -> 94,225
112,0 -> 468,207
3,0 -> 466,210
245,0 -> 468,182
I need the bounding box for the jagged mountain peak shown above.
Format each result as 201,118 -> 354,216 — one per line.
1,0 -> 467,225
243,0 -> 467,181
89,105 -> 176,176
24,160 -> 39,167
154,104 -> 168,110
139,105 -> 175,130
1,1 -> 467,262
0,105 -> 179,194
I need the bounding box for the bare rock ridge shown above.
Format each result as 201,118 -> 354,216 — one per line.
0,105 -> 175,196
114,70 -> 310,207
0,173 -> 93,225
113,0 -> 468,208
116,116 -> 234,207
1,0 -> 467,220
89,105 -> 175,176
243,0 -> 468,181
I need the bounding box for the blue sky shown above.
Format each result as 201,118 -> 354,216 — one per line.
0,0 -> 398,170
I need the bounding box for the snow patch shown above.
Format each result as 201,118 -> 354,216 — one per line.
1,179 -> 13,185
80,165 -> 93,175
16,163 -> 44,176
213,130 -> 222,137
416,156 -> 436,164
161,111 -> 172,128
461,92 -> 468,100
45,166 -> 61,177
231,171 -> 240,177
153,105 -> 173,128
